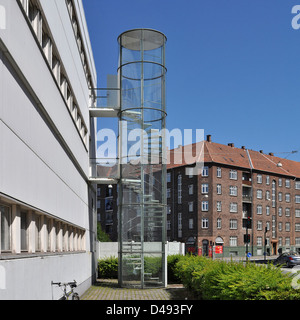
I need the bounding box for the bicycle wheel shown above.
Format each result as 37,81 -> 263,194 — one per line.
72,293 -> 80,300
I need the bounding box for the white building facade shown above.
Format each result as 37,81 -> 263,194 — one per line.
0,0 -> 97,299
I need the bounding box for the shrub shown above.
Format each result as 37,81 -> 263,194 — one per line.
98,257 -> 118,279
167,254 -> 185,283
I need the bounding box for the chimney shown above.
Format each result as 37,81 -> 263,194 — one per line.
269,152 -> 274,156
241,146 -> 246,150
260,150 -> 264,154
228,143 -> 234,148
207,135 -> 212,142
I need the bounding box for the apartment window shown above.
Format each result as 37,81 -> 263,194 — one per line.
296,195 -> 300,204
229,236 -> 237,247
167,220 -> 171,231
286,223 -> 290,232
188,202 -> 194,213
202,166 -> 209,177
296,224 -> 300,232
167,205 -> 171,215
189,219 -> 194,230
230,202 -> 238,213
167,188 -> 171,199
296,181 -> 300,190
97,200 -> 101,209
229,219 -> 237,230
278,207 -> 282,217
201,201 -> 209,212
229,186 -> 237,196
266,221 -> 270,231
257,174 -> 262,184
217,184 -> 222,194
257,205 -> 262,215
278,178 -> 282,187
188,184 -> 194,195
265,190 -> 270,201
286,237 -> 290,246
296,238 -> 300,245
257,189 -> 263,199
296,209 -> 300,218
167,172 -> 171,183
285,179 -> 291,188
266,205 -> 270,216
217,218 -> 222,229
217,167 -> 222,178
202,218 -> 209,229
285,208 -> 290,217
201,183 -> 209,194
217,201 -> 222,212
178,175 -> 182,204
257,220 -> 262,231
278,222 -> 282,232
278,192 -> 282,202
286,193 -> 291,203
230,170 -> 238,180
266,176 -> 270,185
0,205 -> 11,252
272,180 -> 276,208
178,213 -> 182,238
257,237 -> 262,246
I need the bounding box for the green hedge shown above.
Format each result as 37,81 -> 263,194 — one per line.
174,256 -> 300,300
98,257 -> 118,279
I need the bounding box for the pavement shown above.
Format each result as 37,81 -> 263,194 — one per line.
81,279 -> 194,300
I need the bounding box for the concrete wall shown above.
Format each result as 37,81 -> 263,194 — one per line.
0,0 -> 97,299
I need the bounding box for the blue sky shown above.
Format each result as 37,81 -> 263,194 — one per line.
83,0 -> 300,162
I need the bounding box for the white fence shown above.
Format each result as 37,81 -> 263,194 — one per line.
97,241 -> 185,259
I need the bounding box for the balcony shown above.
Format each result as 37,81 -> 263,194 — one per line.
242,194 -> 252,202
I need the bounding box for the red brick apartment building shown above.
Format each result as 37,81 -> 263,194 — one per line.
98,135 -> 300,258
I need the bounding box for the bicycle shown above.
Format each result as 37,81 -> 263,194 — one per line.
51,280 -> 80,300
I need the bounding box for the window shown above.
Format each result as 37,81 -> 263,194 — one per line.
257,174 -> 262,184
167,188 -> 171,199
217,201 -> 222,212
230,202 -> 238,213
296,224 -> 300,232
278,222 -> 282,232
257,237 -> 262,246
272,181 -> 276,208
286,223 -> 290,232
202,166 -> 209,177
188,184 -> 193,195
230,170 -> 238,180
229,186 -> 238,196
278,192 -> 282,202
286,179 -> 290,188
167,172 -> 171,183
257,205 -> 262,215
257,189 -> 263,199
296,195 -> 300,204
266,190 -> 270,201
229,236 -> 237,247
266,205 -> 270,216
266,176 -> 270,185
202,218 -> 209,229
257,220 -> 262,231
296,181 -> 300,190
188,202 -> 194,213
296,209 -> 300,218
286,193 -> 291,203
217,167 -> 222,178
278,207 -> 282,217
229,219 -> 237,230
217,184 -> 222,194
278,178 -> 282,187
201,183 -> 208,194
21,212 -> 28,252
189,219 -> 194,229
286,237 -> 290,246
201,201 -> 209,212
0,205 -> 11,252
178,175 -> 182,204
178,213 -> 182,238
217,218 -> 222,229
167,205 -> 171,215
167,220 -> 171,231
285,208 -> 290,217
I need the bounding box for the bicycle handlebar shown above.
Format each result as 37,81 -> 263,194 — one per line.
51,280 -> 77,288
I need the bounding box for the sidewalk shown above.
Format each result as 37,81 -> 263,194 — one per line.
81,279 -> 194,300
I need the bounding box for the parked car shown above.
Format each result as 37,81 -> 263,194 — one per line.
274,252 -> 300,268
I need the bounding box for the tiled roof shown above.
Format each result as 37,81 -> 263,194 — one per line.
167,141 -> 300,178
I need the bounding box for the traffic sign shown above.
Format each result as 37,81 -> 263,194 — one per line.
247,252 -> 252,258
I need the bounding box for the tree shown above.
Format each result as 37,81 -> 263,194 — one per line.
97,223 -> 111,242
